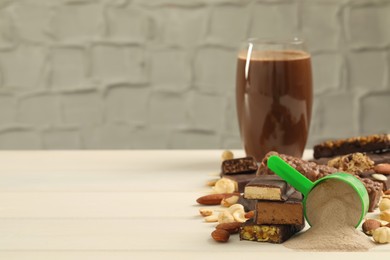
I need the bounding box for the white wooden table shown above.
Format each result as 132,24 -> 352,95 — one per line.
0,150 -> 388,260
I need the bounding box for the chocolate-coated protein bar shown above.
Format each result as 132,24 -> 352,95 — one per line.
313,134 -> 390,159
239,219 -> 304,243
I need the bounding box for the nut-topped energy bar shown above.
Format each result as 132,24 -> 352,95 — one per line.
240,219 -> 304,244
327,153 -> 374,175
313,134 -> 390,159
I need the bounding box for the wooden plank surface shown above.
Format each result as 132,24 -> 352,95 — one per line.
0,150 -> 388,259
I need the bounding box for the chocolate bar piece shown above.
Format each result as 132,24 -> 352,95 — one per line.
369,152 -> 390,164
244,175 -> 294,201
260,151 -> 382,212
360,170 -> 389,191
258,151 -> 338,182
313,134 -> 390,159
327,153 -> 374,175
222,173 -> 256,193
240,219 -> 304,244
221,157 -> 258,175
255,191 -> 304,225
237,195 -> 256,212
311,151 -> 390,166
356,176 -> 383,211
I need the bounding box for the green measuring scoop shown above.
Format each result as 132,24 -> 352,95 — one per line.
267,155 -> 369,227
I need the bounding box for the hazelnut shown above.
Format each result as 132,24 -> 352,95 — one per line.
362,219 -> 381,236
379,198 -> 390,212
213,178 -> 236,194
221,150 -> 234,161
380,209 -> 390,222
372,227 -> 390,244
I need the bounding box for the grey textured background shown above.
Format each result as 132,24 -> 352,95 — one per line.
0,0 -> 389,150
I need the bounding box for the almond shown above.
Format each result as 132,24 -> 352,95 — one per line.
216,222 -> 241,234
211,229 -> 230,242
374,164 -> 390,175
244,210 -> 255,219
196,193 -> 239,205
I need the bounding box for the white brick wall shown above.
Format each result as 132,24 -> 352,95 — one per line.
0,0 -> 389,150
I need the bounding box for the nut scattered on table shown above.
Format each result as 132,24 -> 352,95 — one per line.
216,222 -> 241,234
206,179 -> 219,187
221,150 -> 234,161
362,219 -> 381,236
218,211 -> 235,224
244,210 -> 255,219
380,210 -> 390,222
211,229 -> 230,242
204,215 -> 218,223
196,193 -> 238,205
379,198 -> 390,212
213,178 -> 236,194
199,208 -> 213,217
221,195 -> 239,207
228,204 -> 244,214
372,173 -> 388,182
232,209 -> 247,223
374,164 -> 390,175
372,227 -> 390,244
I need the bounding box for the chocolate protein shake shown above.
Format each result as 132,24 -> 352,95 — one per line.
236,49 -> 313,162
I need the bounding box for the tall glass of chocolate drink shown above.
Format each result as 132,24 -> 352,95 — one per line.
236,38 -> 313,162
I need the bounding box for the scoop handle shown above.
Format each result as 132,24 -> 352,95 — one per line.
267,155 -> 313,197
